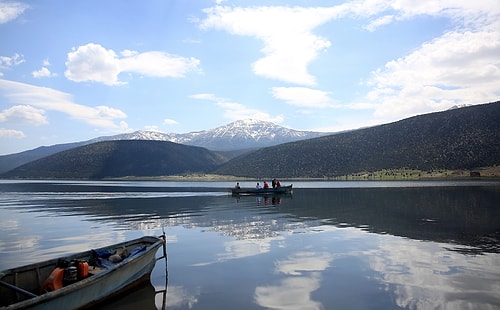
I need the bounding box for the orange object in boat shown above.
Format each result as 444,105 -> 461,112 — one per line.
40,267 -> 64,293
78,261 -> 89,279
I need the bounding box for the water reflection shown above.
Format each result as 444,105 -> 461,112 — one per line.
283,187 -> 500,254
1,181 -> 499,309
1,185 -> 499,254
363,235 -> 500,309
232,193 -> 291,206
96,282 -> 159,310
255,251 -> 333,310
162,285 -> 198,309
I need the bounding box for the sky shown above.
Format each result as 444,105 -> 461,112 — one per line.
0,0 -> 499,155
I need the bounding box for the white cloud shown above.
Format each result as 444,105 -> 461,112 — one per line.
200,6 -> 345,85
272,87 -> 336,108
0,53 -> 25,76
366,25 -> 500,118
65,43 -> 201,85
95,105 -> 126,119
199,2 -> 499,124
118,121 -> 129,131
0,1 -> 29,24
0,105 -> 47,125
311,116 -> 392,134
189,93 -> 217,101
0,54 -> 25,67
364,15 -> 394,32
120,51 -> 200,78
0,79 -> 128,129
32,59 -> 56,78
190,93 -> 284,123
0,128 -> 25,138
120,49 -> 138,57
65,43 -> 121,85
163,118 -> 178,125
32,67 -> 55,78
320,0 -> 500,121
350,0 -> 500,30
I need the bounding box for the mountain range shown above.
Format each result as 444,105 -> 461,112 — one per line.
1,101 -> 499,179
97,119 -> 326,150
0,119 -> 326,174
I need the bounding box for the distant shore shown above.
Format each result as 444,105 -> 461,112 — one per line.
110,166 -> 500,181
331,166 -> 500,181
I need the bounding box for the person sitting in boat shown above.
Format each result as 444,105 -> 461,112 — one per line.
263,181 -> 269,189
235,182 -> 240,189
256,182 -> 262,189
276,180 -> 281,187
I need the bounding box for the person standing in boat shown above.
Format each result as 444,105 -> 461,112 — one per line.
272,178 -> 276,188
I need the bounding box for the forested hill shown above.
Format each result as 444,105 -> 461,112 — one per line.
214,101 -> 500,178
2,140 -> 228,179
2,102 -> 498,180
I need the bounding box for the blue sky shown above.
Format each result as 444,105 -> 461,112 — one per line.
0,0 -> 499,155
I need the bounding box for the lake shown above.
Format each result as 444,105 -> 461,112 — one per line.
1,179 -> 499,309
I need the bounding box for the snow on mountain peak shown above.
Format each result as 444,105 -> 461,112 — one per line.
94,120 -> 327,151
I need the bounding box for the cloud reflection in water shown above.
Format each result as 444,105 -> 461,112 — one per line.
255,251 -> 334,310
364,236 -> 500,309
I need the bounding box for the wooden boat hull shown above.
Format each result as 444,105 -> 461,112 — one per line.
0,236 -> 164,310
231,184 -> 292,195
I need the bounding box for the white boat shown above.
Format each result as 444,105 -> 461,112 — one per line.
0,235 -> 166,309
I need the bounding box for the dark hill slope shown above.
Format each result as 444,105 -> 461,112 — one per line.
0,142 -> 85,174
2,140 -> 227,179
0,119 -> 325,174
214,101 -> 500,178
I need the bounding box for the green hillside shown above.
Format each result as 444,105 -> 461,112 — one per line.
214,101 -> 500,178
2,140 -> 228,179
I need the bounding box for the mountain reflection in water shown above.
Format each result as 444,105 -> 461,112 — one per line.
0,180 -> 499,309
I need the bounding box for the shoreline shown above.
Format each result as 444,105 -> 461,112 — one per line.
2,167 -> 498,182
109,167 -> 500,182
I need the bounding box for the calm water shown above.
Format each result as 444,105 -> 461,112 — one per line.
1,180 -> 499,309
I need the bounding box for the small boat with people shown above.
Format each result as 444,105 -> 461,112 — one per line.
231,180 -> 293,195
0,235 -> 166,309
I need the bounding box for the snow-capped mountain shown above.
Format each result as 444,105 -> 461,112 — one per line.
448,104 -> 473,110
181,119 -> 328,150
0,119 -> 328,174
98,119 -> 328,151
91,130 -> 177,143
